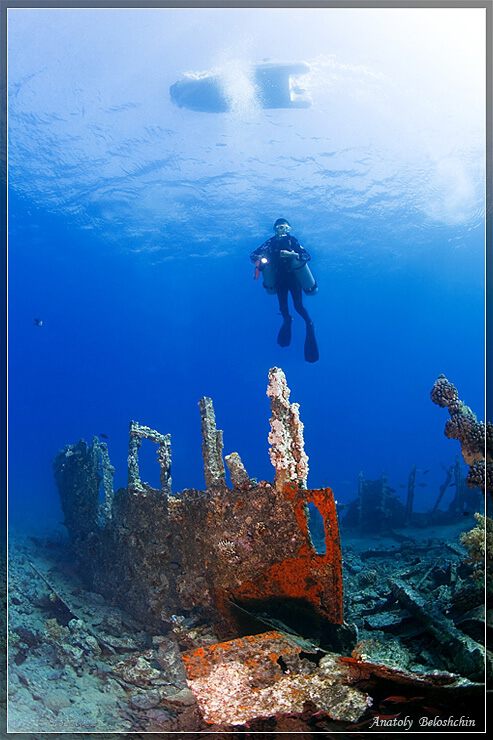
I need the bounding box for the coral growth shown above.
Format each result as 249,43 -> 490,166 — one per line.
460,512 -> 492,591
431,375 -> 491,597
266,367 -> 309,491
431,374 -> 489,492
430,375 -> 459,408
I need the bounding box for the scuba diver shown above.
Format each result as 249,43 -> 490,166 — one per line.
251,218 -> 319,363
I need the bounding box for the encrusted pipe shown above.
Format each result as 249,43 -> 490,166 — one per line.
198,397 -> 226,489
266,367 -> 308,491
94,437 -> 115,522
225,452 -> 250,487
128,422 -> 144,491
156,435 -> 172,496
128,421 -> 172,494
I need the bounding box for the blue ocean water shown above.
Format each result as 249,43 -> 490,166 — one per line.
8,8 -> 485,533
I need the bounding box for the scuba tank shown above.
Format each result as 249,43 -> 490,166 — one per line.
292,260 -> 318,294
254,250 -> 318,295
281,251 -> 318,295
254,257 -> 277,294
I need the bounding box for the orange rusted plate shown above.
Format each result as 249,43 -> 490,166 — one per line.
182,630 -> 300,680
182,630 -> 303,724
182,631 -> 372,726
229,483 -> 343,624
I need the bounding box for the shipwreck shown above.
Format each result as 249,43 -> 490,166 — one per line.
48,367 -> 486,731
54,367 -> 344,643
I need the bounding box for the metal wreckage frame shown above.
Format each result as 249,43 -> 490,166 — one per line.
52,367 -> 488,730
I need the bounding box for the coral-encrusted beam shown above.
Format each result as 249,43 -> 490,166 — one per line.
267,367 -> 309,491
198,396 -> 226,489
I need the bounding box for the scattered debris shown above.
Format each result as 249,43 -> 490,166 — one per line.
342,473 -> 405,532
389,578 -> 484,680
26,557 -> 146,653
183,631 -> 371,726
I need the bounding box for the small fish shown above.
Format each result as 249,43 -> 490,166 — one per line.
381,696 -> 409,704
399,484 -> 406,488
422,469 -> 430,474
417,483 -> 428,488
387,487 -> 396,493
99,433 -> 109,440
422,706 -> 443,715
33,318 -> 43,327
382,695 -> 425,704
376,713 -> 402,720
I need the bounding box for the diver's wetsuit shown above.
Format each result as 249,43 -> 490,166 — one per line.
250,235 -> 312,324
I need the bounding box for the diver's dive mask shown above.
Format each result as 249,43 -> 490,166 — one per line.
274,223 -> 291,236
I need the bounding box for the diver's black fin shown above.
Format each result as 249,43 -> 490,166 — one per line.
277,316 -> 293,347
304,322 -> 319,363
